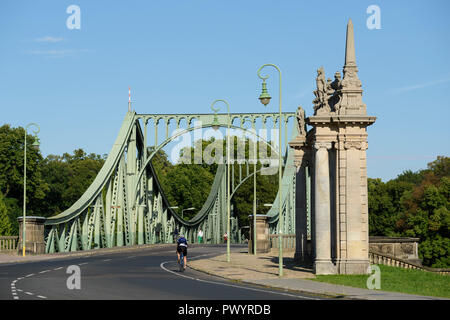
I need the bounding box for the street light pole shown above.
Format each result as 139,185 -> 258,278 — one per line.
211,99 -> 231,262
253,135 -> 257,255
182,207 -> 196,219
257,64 -> 283,276
23,123 -> 40,257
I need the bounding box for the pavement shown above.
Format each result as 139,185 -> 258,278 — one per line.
188,248 -> 448,300
1,245 -> 447,300
0,245 -> 320,300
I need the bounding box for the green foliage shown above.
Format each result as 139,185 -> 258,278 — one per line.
0,192 -> 13,236
0,125 -> 49,217
369,156 -> 450,267
40,149 -> 105,216
152,137 -> 279,224
2,197 -> 20,236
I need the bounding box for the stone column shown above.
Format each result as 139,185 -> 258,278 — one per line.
17,216 -> 46,255
313,142 -> 335,274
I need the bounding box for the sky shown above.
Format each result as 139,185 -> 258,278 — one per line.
0,0 -> 449,181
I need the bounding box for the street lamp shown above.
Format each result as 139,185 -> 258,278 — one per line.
253,151 -> 257,255
182,207 -> 196,219
23,123 -> 40,257
257,64 -> 283,276
210,99 -> 231,263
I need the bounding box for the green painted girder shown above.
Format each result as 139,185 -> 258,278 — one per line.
43,111 -> 300,253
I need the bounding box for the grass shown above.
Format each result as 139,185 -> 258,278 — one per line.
312,264 -> 450,298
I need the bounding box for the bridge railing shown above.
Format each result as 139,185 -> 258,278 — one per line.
269,234 -> 296,253
0,236 -> 18,253
369,251 -> 450,275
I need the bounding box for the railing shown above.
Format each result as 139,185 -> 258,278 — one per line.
0,236 -> 18,252
269,234 -> 296,252
369,251 -> 450,275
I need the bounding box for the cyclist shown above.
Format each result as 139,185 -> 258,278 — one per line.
176,234 -> 188,270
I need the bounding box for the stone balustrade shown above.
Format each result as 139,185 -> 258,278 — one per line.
269,234 -> 296,253
0,236 -> 18,252
369,251 -> 450,275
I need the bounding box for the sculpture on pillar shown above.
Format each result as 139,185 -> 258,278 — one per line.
330,72 -> 342,113
296,106 -> 307,136
313,67 -> 331,115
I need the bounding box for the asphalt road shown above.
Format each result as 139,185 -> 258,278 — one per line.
0,245 -> 324,300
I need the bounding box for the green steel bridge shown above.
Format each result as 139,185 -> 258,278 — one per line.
43,110 -> 303,253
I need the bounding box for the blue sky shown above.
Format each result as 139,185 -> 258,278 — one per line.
1,0 -> 449,181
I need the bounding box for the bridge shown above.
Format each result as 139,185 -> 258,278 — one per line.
17,19 -> 377,276
43,110 -> 300,253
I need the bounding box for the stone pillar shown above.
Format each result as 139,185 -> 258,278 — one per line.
248,215 -> 270,254
17,216 -> 46,255
338,140 -> 370,273
313,142 -> 335,274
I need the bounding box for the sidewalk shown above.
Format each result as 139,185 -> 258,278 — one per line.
189,250 -> 447,300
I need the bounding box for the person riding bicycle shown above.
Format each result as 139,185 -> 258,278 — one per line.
176,234 -> 188,270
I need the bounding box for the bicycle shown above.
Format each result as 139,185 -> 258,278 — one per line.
178,251 -> 185,272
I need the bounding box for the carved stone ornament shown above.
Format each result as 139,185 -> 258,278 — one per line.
296,106 -> 307,136
314,141 -> 332,150
313,67 -> 331,115
344,140 -> 367,150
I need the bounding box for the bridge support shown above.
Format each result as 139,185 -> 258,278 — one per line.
17,216 -> 46,255
248,215 -> 270,254
290,19 -> 376,274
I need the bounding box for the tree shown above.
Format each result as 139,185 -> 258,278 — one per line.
399,177 -> 450,267
41,149 -> 105,216
0,192 -> 13,236
0,125 -> 48,218
369,156 -> 450,267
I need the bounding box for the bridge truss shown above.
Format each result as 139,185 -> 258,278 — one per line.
44,110 -> 300,253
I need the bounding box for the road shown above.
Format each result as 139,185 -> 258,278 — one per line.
0,245 -> 324,300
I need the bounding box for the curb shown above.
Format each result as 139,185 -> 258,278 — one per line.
187,263 -> 342,300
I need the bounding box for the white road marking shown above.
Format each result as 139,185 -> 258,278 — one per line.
53,267 -> 63,270
79,262 -> 89,265
25,274 -> 35,277
37,295 -> 47,299
102,259 -> 112,262
13,296 -> 19,300
39,270 -> 50,274
25,292 -> 33,295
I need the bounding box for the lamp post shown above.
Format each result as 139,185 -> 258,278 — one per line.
211,99 -> 231,262
22,123 -> 40,257
182,207 -> 196,219
257,64 -> 283,276
253,128 -> 257,255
